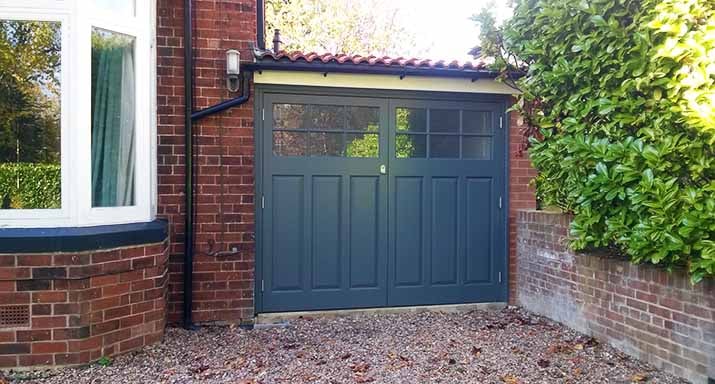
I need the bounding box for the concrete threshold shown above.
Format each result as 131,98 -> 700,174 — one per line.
256,302 -> 507,324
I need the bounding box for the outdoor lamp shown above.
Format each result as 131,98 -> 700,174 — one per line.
226,49 -> 241,92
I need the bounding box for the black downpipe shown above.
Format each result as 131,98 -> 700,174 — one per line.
182,0 -> 194,330
183,0 -> 255,329
256,0 -> 265,50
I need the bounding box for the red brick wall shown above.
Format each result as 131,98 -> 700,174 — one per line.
516,210 -> 715,384
508,110 -> 538,302
0,242 -> 169,369
156,0 -> 257,324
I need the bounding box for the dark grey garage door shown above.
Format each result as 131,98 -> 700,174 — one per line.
257,89 -> 507,313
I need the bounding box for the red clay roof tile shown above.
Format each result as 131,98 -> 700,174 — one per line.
255,50 -> 490,72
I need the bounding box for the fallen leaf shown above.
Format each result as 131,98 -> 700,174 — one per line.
537,358 -> 550,368
501,374 -> 520,384
340,353 -> 352,360
471,346 -> 483,356
631,373 -> 649,382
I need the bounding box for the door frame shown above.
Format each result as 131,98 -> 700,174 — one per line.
253,83 -> 512,314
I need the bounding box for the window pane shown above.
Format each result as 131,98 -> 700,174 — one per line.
273,104 -> 307,130
430,135 -> 459,158
91,28 -> 136,207
307,105 -> 345,130
345,133 -> 378,158
463,136 -> 492,159
93,0 -> 135,16
396,108 -> 426,132
309,132 -> 344,156
273,131 -> 306,156
429,109 -> 459,133
347,106 -> 379,131
0,20 -> 62,210
396,134 -> 426,158
463,111 -> 492,134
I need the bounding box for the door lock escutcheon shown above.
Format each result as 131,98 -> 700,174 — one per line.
379,164 -> 387,174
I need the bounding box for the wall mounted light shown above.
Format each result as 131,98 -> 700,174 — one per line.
226,49 -> 241,92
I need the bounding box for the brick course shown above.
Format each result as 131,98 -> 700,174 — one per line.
0,242 -> 169,369
516,210 -> 715,384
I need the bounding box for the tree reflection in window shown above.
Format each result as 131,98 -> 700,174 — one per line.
0,20 -> 61,209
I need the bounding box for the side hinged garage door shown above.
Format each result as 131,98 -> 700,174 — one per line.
258,89 -> 507,313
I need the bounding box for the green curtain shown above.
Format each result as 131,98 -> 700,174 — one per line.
91,35 -> 135,207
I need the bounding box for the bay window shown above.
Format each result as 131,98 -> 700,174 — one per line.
0,0 -> 155,227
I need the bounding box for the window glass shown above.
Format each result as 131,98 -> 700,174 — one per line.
429,109 -> 459,133
0,20 -> 62,210
273,104 -> 307,130
273,103 -> 380,158
307,105 -> 345,130
396,134 -> 425,158
91,28 -> 136,207
93,0 -> 135,16
396,108 -> 426,132
463,137 -> 492,159
347,106 -> 379,131
345,133 -> 378,157
308,132 -> 344,156
430,135 -> 459,158
273,131 -> 306,156
463,111 -> 491,134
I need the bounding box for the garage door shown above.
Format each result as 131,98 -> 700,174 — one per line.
258,90 -> 507,313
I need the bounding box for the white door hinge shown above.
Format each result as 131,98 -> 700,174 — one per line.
261,195 -> 265,209
499,116 -> 503,129
498,196 -> 503,209
262,108 -> 265,121
261,279 -> 264,292
498,272 -> 503,283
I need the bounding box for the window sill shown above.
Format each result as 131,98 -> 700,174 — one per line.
0,219 -> 168,254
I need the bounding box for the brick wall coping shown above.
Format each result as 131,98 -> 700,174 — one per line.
0,219 -> 168,254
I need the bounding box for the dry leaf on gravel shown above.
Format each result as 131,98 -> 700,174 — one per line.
501,374 -> 520,384
631,373 -> 649,382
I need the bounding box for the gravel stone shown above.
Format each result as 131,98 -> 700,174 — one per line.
4,307 -> 687,384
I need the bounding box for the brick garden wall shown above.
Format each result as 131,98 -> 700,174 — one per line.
156,0 -> 257,324
516,210 -> 714,384
0,242 -> 169,369
507,109 -> 538,303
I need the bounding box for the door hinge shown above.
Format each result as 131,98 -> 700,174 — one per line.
262,108 -> 265,121
261,195 -> 265,209
499,116 -> 503,129
261,279 -> 264,292
498,196 -> 503,209
498,272 -> 503,283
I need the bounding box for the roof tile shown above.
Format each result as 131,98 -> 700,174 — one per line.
255,50 -> 489,72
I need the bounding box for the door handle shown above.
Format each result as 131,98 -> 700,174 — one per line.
379,164 -> 387,175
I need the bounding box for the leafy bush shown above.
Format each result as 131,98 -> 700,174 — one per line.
479,0 -> 714,281
0,163 -> 61,209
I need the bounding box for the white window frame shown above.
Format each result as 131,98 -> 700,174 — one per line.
0,0 -> 157,228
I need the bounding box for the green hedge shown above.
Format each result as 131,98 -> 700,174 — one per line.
0,163 -> 61,209
493,0 -> 714,282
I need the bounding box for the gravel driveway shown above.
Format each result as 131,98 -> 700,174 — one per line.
4,308 -> 686,384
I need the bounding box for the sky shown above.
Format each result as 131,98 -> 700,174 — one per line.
389,0 -> 514,63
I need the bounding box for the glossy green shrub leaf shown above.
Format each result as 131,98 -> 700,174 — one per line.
500,0 -> 715,283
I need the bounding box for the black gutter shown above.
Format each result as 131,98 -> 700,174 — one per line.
244,61 -> 503,80
183,0 -> 255,330
192,73 -> 251,121
183,0 -> 194,330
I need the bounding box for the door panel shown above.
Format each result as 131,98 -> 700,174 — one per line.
387,99 -> 505,306
260,91 -> 507,313
349,176 -> 381,289
261,94 -> 388,312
